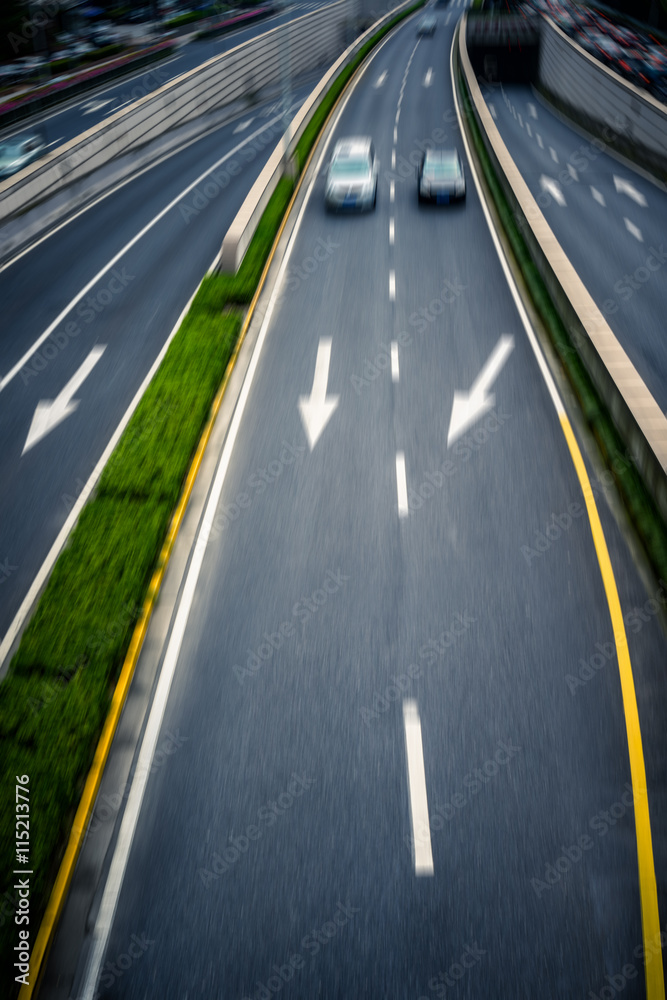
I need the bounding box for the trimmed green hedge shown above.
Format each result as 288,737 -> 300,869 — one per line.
456,61 -> 667,578
0,3 -> 424,990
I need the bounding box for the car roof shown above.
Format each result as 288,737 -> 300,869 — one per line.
424,149 -> 459,162
332,137 -> 372,157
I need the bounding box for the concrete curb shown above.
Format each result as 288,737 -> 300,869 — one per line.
459,12 -> 667,522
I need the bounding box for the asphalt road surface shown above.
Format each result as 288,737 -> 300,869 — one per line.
54,5 -> 667,1000
0,76 -> 319,663
483,81 -> 667,415
0,0 -> 332,150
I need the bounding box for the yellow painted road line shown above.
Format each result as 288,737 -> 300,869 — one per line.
20,22 -> 395,998
451,22 -> 664,993
560,414 -> 664,1000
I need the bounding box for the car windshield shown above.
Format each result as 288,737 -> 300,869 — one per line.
424,159 -> 458,179
331,157 -> 369,176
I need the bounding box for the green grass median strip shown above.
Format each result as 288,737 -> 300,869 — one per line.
0,5 -> 424,990
456,66 -> 667,579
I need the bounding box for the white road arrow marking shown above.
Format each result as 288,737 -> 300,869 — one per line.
233,118 -> 254,133
447,335 -> 514,447
298,338 -> 339,450
614,175 -> 647,207
423,67 -> 433,87
540,175 -> 566,206
82,99 -> 113,115
23,345 -> 106,455
374,70 -> 387,88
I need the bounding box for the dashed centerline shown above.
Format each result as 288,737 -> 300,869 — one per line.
389,270 -> 396,301
391,341 -> 399,382
403,700 -> 434,875
396,452 -> 409,518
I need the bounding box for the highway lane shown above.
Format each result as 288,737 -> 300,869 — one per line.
0,78 -> 318,663
0,0 -> 332,150
67,8 -> 667,1000
483,81 -> 667,415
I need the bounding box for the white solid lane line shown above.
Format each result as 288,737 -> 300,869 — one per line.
392,149 -> 396,170
391,341 -> 399,382
403,700 -> 434,875
624,218 -> 644,242
374,69 -> 388,88
393,125 -> 398,143
395,108 -> 400,125
78,21 -> 401,997
591,186 -> 606,206
389,218 -> 395,245
396,452 -> 409,518
389,270 -> 396,301
0,111 -> 292,392
390,180 -> 395,203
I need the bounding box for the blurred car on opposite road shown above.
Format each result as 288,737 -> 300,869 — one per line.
325,137 -> 378,212
417,149 -> 466,204
417,14 -> 437,34
0,133 -> 46,179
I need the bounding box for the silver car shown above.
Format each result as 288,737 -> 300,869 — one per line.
325,137 -> 378,212
417,149 -> 466,204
